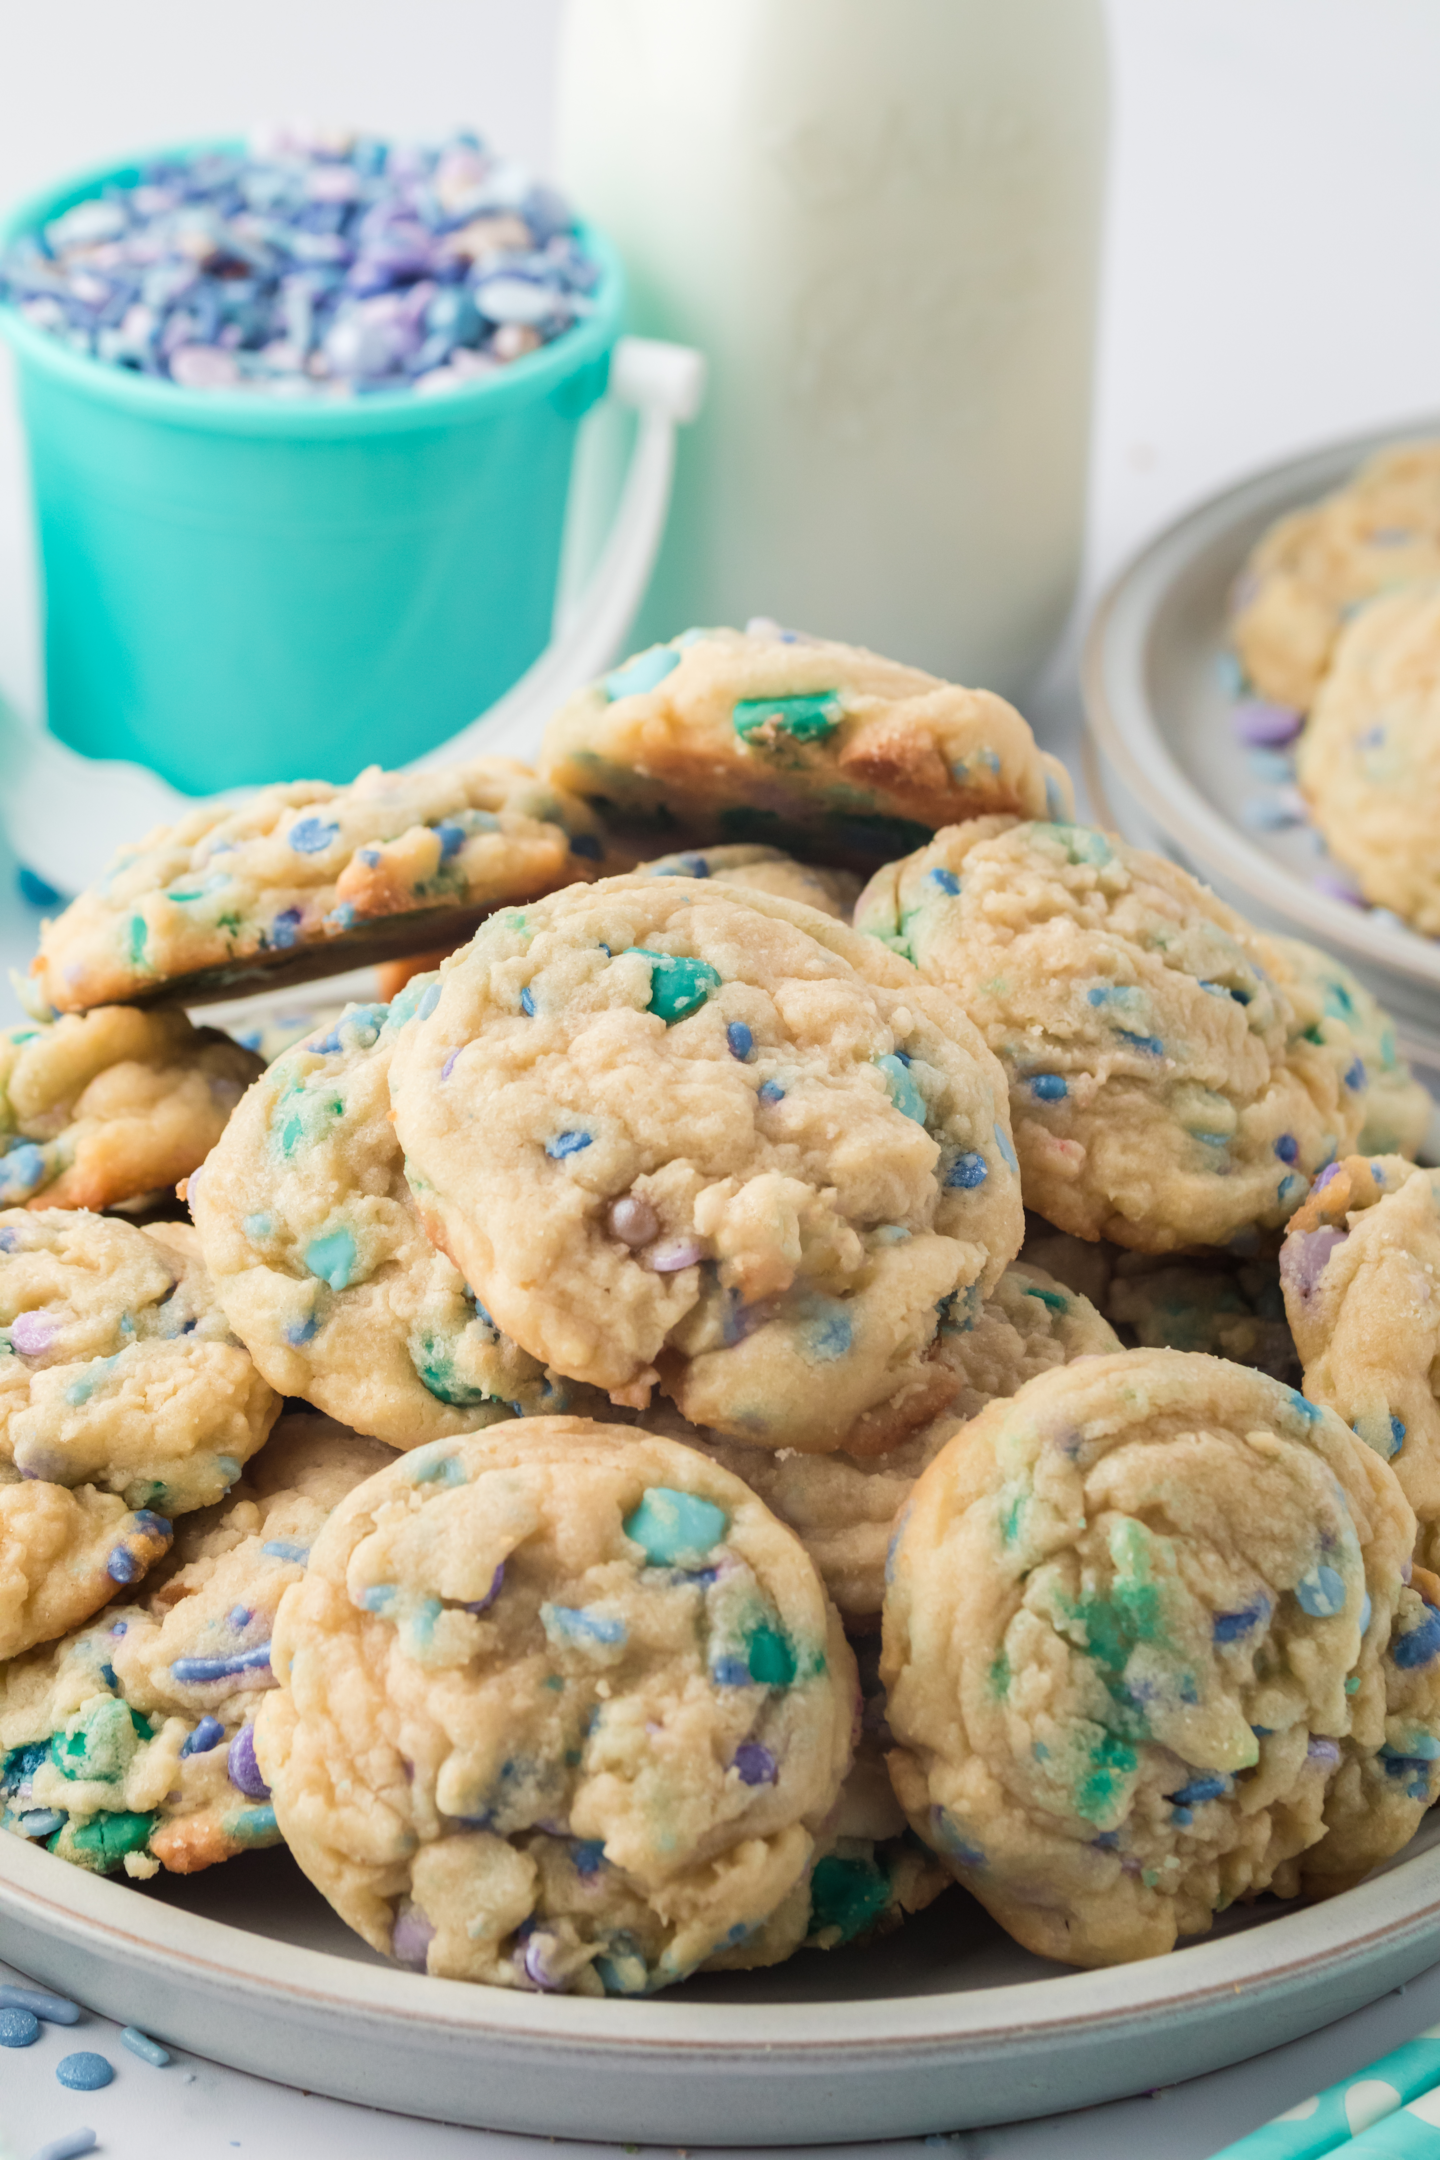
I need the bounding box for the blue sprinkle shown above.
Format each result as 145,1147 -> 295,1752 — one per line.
993,1122 -> 1019,1174
1086,985 -> 1136,1007
15,1810 -> 64,1839
288,816 -> 339,855
711,1656 -> 753,1688
926,867 -> 961,897
1278,1173 -> 1304,1202
360,1586 -> 397,1614
171,1643 -> 272,1683
1274,1134 -> 1298,1164
131,1510 -> 171,1538
758,1079 -> 786,1105
945,1151 -> 988,1189
284,1310 -> 320,1347
1394,1606 -> 1440,1669
1344,1058 -> 1367,1091
181,1716 -> 225,1757
0,2005 -> 39,2046
270,906 -> 303,949
56,2051 -> 114,2090
261,1539 -> 310,1564
546,1131 -> 592,1159
304,1226 -> 358,1292
571,1838 -> 606,1875
242,1213 -> 272,1242
1044,773 -> 1067,820
726,1021 -> 754,1061
520,986 -> 536,1016
1213,1598 -> 1269,1642
1295,1564 -> 1347,1618
106,1546 -> 143,1586
1029,1073 -> 1068,1102
877,1052 -> 926,1123
0,1984 -> 79,2023
1389,1416 -> 1407,1457
1115,1029 -> 1164,1056
120,2025 -> 171,2066
803,1303 -> 852,1361
1168,1775 -> 1229,1807
604,646 -> 681,700
1287,1389 -> 1321,1423
0,1141 -> 48,1201
570,833 -> 603,860
418,983 -> 442,1020
545,1605 -> 627,1646
434,821 -> 466,860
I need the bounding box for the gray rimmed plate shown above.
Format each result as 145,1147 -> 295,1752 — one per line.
1082,415 -> 1440,1083
4,1817 -> 1440,2143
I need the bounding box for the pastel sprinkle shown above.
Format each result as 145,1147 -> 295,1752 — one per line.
120,2026 -> 171,2067
0,1984 -> 80,2023
171,1642 -> 272,1682
877,1052 -> 927,1123
927,867 -> 961,896
636,950 -> 722,1025
624,1487 -> 728,1565
304,1226 -> 358,1290
1030,1073 -> 1068,1102
946,1151 -> 988,1189
1295,1564 -> 1347,1619
993,1122 -> 1019,1173
1232,700 -> 1303,746
56,2052 -> 113,2091
289,816 -> 339,855
604,647 -> 680,700
32,2136 -> 97,2160
732,691 -> 842,744
726,1021 -> 754,1061
227,1723 -> 271,1800
0,2005 -> 39,2045
732,1742 -> 778,1786
546,1131 -> 592,1159
180,1715 -> 224,1757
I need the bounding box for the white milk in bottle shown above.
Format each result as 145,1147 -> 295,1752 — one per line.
558,0 -> 1108,695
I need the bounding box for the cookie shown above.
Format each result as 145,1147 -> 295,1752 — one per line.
0,1410 -> 396,1875
538,625 -> 1072,873
1296,584 -> 1440,935
1106,1251 -> 1299,1383
0,1212 -> 279,1518
646,1263 -> 1120,1622
1281,1155 -> 1440,1569
1266,936 -> 1432,1159
0,1483 -> 172,1663
854,818 -> 1364,1251
189,996 -> 590,1446
27,758 -> 613,1015
255,1418 -> 856,1994
1232,440 -> 1440,711
882,1349 -> 1438,1966
0,1005 -> 261,1213
638,844 -> 861,922
389,877 -> 1022,1451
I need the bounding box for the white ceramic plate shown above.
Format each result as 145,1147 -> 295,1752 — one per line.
1082,415 -> 1440,1073
6,1808 -> 1440,2142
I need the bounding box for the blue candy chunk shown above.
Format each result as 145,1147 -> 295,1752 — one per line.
1167,1774 -> 1229,1807
520,986 -> 536,1017
261,1538 -> 310,1564
926,867 -> 961,897
1274,1134 -> 1298,1164
876,1052 -> 926,1123
544,1604 -> 627,1647
1294,1564 -> 1347,1618
180,1715 -> 225,1758
304,1226 -> 358,1291
546,1131 -> 592,1159
0,1140 -> 48,1202
757,1079 -> 785,1104
106,1545 -> 143,1586
945,1150 -> 988,1189
635,950 -> 722,1024
433,820 -> 466,859
1029,1073 -> 1068,1102
1344,1058 -> 1367,1091
1212,1597 -> 1269,1643
288,816 -> 340,855
726,1021 -> 754,1061
1394,1605 -> 1440,1669
270,906 -> 303,949
284,1308 -> 319,1347
623,1487 -> 728,1566
604,646 -> 680,700
711,1656 -> 753,1688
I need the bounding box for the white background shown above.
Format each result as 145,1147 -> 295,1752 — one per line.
6,3 -> 1440,2154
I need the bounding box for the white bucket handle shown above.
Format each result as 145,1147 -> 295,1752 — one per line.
0,334 -> 705,898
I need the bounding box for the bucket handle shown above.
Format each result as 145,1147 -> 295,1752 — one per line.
0,335 -> 704,901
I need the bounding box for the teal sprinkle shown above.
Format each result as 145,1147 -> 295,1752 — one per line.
1076,1733 -> 1138,1823
64,1354 -> 118,1407
128,914 -> 148,964
604,646 -> 680,700
634,950 -> 721,1025
226,1803 -> 279,1842
1024,1286 -> 1069,1314
304,1226 -> 358,1291
732,691 -> 842,744
623,1488 -> 728,1566
876,1053 -> 927,1123
993,1122 -> 1019,1174
242,1213 -> 272,1242
407,1446 -> 467,1486
746,1624 -> 797,1687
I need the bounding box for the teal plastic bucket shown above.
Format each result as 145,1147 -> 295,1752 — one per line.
0,147 -> 624,795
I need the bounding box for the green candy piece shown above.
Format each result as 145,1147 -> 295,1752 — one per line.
51,1696 -> 140,1784
732,692 -> 842,745
876,1053 -> 926,1124
808,1854 -> 892,1943
51,1809 -> 157,1872
623,1487 -> 728,1566
746,1624 -> 797,1688
634,950 -> 721,1025
304,1226 -> 358,1291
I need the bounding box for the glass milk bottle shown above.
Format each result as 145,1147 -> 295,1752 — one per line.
557,0 -> 1108,697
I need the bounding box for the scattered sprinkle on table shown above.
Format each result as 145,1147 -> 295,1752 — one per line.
0,2003 -> 40,2045
120,2024 -> 171,2066
0,1983 -> 80,2023
31,2134 -> 98,2160
55,2051 -> 114,2091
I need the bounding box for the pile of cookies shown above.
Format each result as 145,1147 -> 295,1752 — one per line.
4,620 -> 1440,1985
1231,437 -> 1440,932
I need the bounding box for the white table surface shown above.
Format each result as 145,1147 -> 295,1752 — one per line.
9,4 -> 1440,2155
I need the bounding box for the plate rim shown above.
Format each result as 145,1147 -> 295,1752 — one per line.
1082,409 -> 1440,991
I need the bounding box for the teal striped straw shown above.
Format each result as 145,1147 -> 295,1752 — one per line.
1209,2026 -> 1440,2157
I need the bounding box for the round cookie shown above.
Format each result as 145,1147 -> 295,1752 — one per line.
189,996 -> 589,1446
538,624 -> 1072,873
1106,1251 -> 1299,1384
1296,583 -> 1440,935
0,1211 -> 279,1516
881,1349 -> 1438,1967
389,877 -> 1023,1451
646,1263 -> 1120,1622
256,1418 -> 856,1994
1232,439 -> 1440,712
1281,1155 -> 1440,1569
854,817 -> 1364,1251
0,1005 -> 261,1214
638,844 -> 861,922
0,1410 -> 396,1875
1266,935 -> 1432,1159
28,757 -> 613,1015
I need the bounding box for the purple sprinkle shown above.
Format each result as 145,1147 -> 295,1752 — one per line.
1307,1737 -> 1342,1769
390,1905 -> 435,1971
1242,795 -> 1305,832
732,1742 -> 778,1786
441,1048 -> 461,1080
1232,700 -> 1303,747
1313,870 -> 1365,907
10,1309 -> 59,1356
1280,1225 -> 1347,1302
647,1237 -> 704,1273
522,1932 -> 567,1991
463,1562 -> 505,1613
228,1606 -> 252,1631
227,1723 -> 271,1800
1313,1161 -> 1344,1191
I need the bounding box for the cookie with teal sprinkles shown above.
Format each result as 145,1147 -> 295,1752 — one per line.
637,843 -> 861,922
854,816 -> 1366,1252
0,1211 -> 279,1520
1265,934 -> 1432,1159
0,1409 -> 395,1876
388,875 -> 1022,1452
1282,1155 -> 1440,1571
255,1417 -> 856,1993
27,757 -> 613,1015
881,1348 -> 1438,1967
538,624 -> 1072,873
189,993 -> 592,1447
